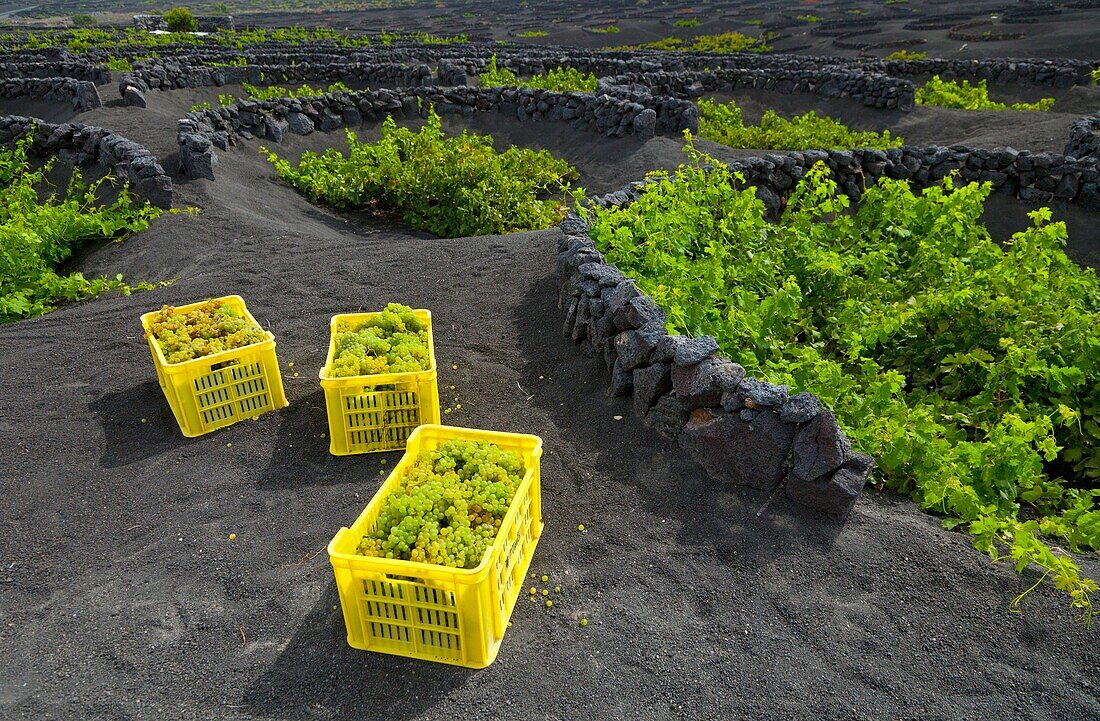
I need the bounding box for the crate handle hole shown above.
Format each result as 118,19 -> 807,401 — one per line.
385,573 -> 426,584
211,359 -> 242,372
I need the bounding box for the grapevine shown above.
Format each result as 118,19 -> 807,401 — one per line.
479,55 -> 598,93
0,132 -> 162,323
240,81 -> 354,102
698,98 -> 902,151
146,300 -> 267,363
884,49 -> 928,61
579,137 -> 1100,620
357,439 -> 526,569
263,109 -> 576,237
327,303 -> 431,377
610,31 -> 773,53
916,75 -> 1055,111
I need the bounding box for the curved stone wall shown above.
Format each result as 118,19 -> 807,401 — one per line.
0,115 -> 172,207
556,211 -> 873,520
177,85 -> 697,179
861,57 -> 1095,88
1065,112 -> 1100,161
0,61 -> 109,83
0,77 -> 100,111
602,68 -> 915,110
715,145 -> 1099,212
124,59 -> 433,92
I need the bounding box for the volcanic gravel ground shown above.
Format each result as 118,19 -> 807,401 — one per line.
0,85 -> 1097,721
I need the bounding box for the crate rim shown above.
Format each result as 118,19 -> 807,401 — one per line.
140,294 -> 275,370
328,423 -> 544,580
317,308 -> 437,387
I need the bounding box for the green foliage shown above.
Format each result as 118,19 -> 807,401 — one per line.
224,26 -> 370,47
377,30 -> 467,45
204,56 -> 247,67
163,8 -> 197,33
478,55 -> 597,92
263,110 -> 577,238
63,29 -> 115,54
1090,67 -> 1100,85
190,101 -> 213,112
217,93 -> 235,107
619,31 -> 772,53
745,19 -> 764,26
590,25 -> 621,34
517,30 -> 548,38
579,138 -> 1100,621
241,81 -> 353,101
3,26 -> 470,55
917,76 -> 1055,111
0,135 -> 162,322
478,56 -> 520,85
698,98 -> 902,150
70,14 -> 97,28
105,56 -> 133,72
674,18 -> 701,28
885,49 -> 927,60
797,14 -> 821,23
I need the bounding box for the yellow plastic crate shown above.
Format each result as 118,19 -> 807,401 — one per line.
318,309 -> 440,455
328,424 -> 544,668
140,295 -> 288,437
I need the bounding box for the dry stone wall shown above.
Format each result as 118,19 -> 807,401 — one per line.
176,85 -> 696,179
0,61 -> 109,83
1065,112 -> 1100,161
556,210 -> 873,520
860,57 -> 1095,88
0,115 -> 172,207
602,68 -> 915,110
123,58 -> 432,92
695,145 -> 1100,213
0,76 -> 100,111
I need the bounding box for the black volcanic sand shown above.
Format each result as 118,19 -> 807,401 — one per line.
1,83 -> 1098,721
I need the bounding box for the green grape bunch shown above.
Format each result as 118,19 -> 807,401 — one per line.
327,303 -> 431,377
147,301 -> 267,364
357,440 -> 527,569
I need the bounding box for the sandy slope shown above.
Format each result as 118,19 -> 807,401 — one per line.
0,86 -> 1098,721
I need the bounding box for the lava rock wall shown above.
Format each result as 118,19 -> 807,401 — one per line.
603,67 -> 915,110
0,76 -> 101,111
0,115 -> 172,208
177,85 -> 697,179
1065,112 -> 1100,161
555,210 -> 873,520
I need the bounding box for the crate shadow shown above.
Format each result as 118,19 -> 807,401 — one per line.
258,387 -> 356,488
514,272 -> 845,565
91,380 -> 190,467
241,581 -> 471,720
